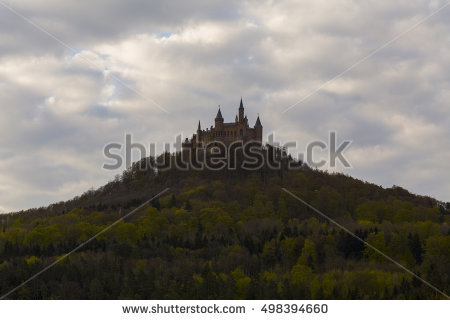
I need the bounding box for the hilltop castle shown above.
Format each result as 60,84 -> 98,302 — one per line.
183,98 -> 262,149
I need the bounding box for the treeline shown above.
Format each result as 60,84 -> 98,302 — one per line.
0,155 -> 449,299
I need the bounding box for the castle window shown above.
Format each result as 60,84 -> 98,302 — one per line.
240,129 -> 243,136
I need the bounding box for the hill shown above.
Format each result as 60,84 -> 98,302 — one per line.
0,153 -> 449,299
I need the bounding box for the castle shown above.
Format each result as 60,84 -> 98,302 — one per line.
183,98 -> 262,149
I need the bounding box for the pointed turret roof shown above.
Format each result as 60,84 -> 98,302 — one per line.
239,97 -> 244,109
198,120 -> 201,131
255,114 -> 262,126
216,106 -> 223,119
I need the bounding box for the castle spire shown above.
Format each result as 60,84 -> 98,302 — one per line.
255,114 -> 262,126
216,105 -> 223,119
198,120 -> 201,131
238,98 -> 244,122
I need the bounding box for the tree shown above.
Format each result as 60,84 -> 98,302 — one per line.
290,263 -> 313,298
169,194 -> 177,208
184,199 -> 192,211
408,233 -> 423,265
152,199 -> 161,211
298,239 -> 317,270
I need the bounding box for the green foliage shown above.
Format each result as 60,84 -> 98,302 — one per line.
0,162 -> 448,299
298,239 -> 317,269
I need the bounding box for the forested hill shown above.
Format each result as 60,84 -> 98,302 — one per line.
0,155 -> 449,299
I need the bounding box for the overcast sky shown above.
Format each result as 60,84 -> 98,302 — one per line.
1,0 -> 449,212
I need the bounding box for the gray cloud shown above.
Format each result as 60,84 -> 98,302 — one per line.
0,0 -> 450,212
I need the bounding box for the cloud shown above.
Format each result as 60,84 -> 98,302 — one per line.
0,0 -> 450,212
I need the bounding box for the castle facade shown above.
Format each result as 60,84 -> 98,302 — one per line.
183,98 -> 262,149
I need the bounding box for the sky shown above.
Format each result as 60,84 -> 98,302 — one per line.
0,0 -> 449,213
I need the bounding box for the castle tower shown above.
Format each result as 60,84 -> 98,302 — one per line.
215,106 -> 224,131
254,114 -> 262,142
196,120 -> 202,145
238,98 -> 244,123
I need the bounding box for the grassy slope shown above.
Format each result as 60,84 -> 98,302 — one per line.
0,157 -> 449,299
